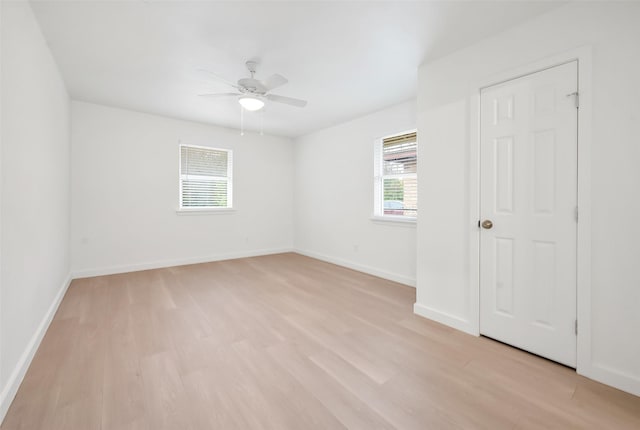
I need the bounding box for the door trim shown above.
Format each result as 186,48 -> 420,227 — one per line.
468,47 -> 592,377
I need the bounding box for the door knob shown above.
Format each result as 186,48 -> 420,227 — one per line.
481,220 -> 493,229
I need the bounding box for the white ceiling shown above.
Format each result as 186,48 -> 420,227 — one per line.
31,1 -> 564,137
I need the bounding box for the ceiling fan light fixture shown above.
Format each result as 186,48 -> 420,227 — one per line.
238,96 -> 264,111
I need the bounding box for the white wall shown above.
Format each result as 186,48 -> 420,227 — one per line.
71,102 -> 294,276
0,0 -> 71,420
294,101 -> 417,286
415,2 -> 640,396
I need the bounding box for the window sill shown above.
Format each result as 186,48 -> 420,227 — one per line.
370,215 -> 417,226
176,208 -> 236,215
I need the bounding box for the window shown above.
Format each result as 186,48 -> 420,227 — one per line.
374,131 -> 417,219
179,144 -> 233,210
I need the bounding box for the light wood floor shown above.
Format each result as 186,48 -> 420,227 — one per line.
3,253 -> 640,429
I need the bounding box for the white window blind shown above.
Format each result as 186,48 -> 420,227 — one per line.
374,131 -> 417,218
179,144 -> 233,209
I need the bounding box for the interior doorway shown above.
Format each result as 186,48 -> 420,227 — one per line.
479,61 -> 579,367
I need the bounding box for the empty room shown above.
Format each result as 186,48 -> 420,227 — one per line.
1,0 -> 640,428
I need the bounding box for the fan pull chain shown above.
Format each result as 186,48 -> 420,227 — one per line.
260,109 -> 264,136
240,105 -> 245,136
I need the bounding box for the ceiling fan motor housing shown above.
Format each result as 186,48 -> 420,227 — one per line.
237,78 -> 267,94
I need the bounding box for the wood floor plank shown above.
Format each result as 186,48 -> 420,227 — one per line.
309,348 -> 459,429
139,350 -> 194,430
101,306 -> 146,430
2,253 -> 640,429
267,342 -> 396,429
229,340 -> 347,430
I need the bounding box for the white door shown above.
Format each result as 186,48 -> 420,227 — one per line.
479,61 -> 578,367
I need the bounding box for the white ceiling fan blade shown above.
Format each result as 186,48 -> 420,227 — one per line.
261,74 -> 288,91
266,94 -> 307,107
197,69 -> 240,89
198,92 -> 241,98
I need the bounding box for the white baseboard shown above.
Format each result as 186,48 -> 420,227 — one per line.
413,302 -> 478,336
579,362 -> 640,397
0,273 -> 72,423
293,249 -> 415,287
413,303 -> 640,398
71,247 -> 294,279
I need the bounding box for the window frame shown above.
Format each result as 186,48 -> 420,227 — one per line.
178,143 -> 233,212
373,129 -> 417,222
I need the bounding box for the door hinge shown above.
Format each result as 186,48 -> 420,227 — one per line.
575,319 -> 578,335
575,206 -> 579,222
567,91 -> 579,108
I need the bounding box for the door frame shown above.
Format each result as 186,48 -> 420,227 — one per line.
468,47 -> 592,376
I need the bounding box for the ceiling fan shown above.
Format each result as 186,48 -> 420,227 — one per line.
199,61 -> 307,111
